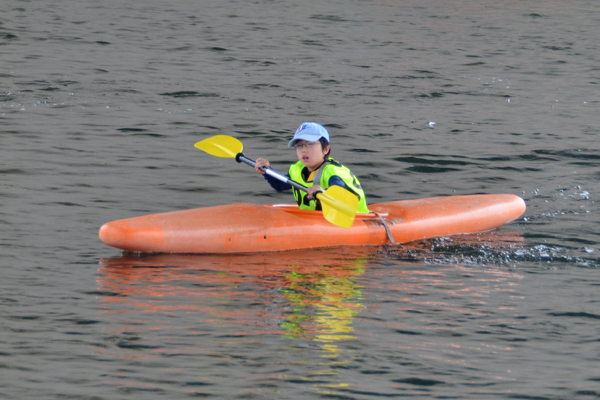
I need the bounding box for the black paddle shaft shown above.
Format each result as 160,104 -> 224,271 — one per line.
235,153 -> 308,192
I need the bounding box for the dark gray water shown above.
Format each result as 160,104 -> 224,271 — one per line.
2,0 -> 599,398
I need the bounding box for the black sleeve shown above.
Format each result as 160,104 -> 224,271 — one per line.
327,175 -> 347,190
264,173 -> 292,191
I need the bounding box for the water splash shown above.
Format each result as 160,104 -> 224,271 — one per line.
381,233 -> 599,269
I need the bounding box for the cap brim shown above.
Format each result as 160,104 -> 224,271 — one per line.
288,133 -> 323,148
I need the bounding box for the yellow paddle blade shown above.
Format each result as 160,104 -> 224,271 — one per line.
316,185 -> 359,229
194,135 -> 243,158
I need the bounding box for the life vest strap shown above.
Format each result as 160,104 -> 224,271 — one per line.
313,161 -> 330,187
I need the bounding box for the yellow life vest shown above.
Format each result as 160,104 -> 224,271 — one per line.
288,158 -> 369,213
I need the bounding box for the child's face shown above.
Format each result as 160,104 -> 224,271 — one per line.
295,140 -> 329,171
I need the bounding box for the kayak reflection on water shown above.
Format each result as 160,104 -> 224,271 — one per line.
97,231 -> 524,395
98,247 -> 375,392
97,247 -> 374,354
97,231 -> 524,346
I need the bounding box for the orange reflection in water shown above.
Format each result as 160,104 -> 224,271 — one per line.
97,231 -> 523,342
97,231 -> 525,395
98,247 -> 375,340
98,247 -> 380,394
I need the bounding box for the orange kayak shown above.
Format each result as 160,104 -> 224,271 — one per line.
98,194 -> 525,254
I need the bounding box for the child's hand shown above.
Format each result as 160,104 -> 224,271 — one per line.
306,185 -> 323,200
255,158 -> 270,174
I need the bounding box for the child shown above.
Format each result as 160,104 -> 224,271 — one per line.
255,122 -> 369,213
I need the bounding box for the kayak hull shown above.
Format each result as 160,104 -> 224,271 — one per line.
99,194 -> 526,254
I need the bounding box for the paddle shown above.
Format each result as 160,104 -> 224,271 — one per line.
194,135 -> 358,228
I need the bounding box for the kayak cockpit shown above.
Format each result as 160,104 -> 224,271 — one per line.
266,204 -> 388,220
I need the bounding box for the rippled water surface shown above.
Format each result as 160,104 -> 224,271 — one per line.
1,0 -> 599,399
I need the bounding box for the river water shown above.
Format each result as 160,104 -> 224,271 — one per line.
1,0 -> 599,398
